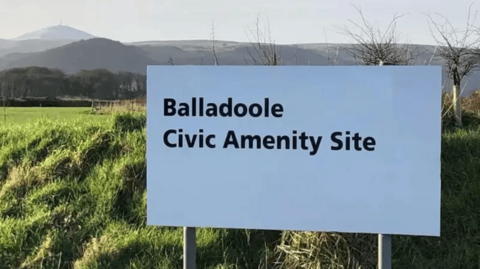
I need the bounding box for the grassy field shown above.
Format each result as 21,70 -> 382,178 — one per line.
0,100 -> 479,268
0,107 -> 110,126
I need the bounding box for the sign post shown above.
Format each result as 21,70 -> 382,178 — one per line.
378,234 -> 392,269
146,65 -> 442,269
184,227 -> 196,269
377,61 -> 395,269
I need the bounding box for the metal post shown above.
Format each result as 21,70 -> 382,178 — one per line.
377,61 -> 393,269
183,227 -> 196,269
378,234 -> 392,269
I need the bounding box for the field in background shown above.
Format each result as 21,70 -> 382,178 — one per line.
0,98 -> 146,126
0,107 -> 110,126
4,91 -> 479,118
0,93 -> 479,268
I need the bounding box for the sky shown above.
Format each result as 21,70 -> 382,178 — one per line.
0,0 -> 478,45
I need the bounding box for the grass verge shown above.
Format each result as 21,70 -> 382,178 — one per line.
0,113 -> 278,269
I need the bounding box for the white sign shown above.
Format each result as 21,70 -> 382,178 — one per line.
146,66 -> 441,237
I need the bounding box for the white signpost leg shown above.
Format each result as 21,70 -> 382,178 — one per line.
184,227 -> 196,269
378,234 -> 392,269
377,61 -> 392,269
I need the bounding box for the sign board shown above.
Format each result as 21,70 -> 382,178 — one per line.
146,66 -> 441,237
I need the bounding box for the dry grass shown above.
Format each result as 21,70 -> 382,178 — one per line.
442,90 -> 480,114
92,98 -> 146,114
442,91 -> 480,129
461,91 -> 480,113
271,232 -> 377,269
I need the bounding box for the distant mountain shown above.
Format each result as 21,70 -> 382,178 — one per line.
0,38 -> 160,74
127,40 -> 249,54
12,25 -> 95,41
0,25 -> 96,57
0,39 -> 76,57
134,42 -> 332,65
139,45 -> 199,63
0,38 -> 445,73
2,25 -> 480,95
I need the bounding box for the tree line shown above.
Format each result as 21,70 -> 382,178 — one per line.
0,67 -> 146,100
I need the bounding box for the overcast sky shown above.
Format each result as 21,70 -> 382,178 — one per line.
0,0 -> 478,45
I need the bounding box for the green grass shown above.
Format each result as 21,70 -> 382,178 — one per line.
392,126 -> 480,268
0,107 -> 109,126
0,109 -> 479,268
0,113 -> 278,269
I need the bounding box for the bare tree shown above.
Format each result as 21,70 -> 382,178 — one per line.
335,4 -> 417,66
245,14 -> 280,66
323,28 -> 341,65
211,20 -> 219,65
426,3 -> 480,126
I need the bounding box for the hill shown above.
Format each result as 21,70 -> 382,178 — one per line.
0,38 -> 160,75
1,24 -> 480,95
0,39 -> 77,57
0,25 -> 96,57
138,45 -> 199,64
12,25 -> 95,41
